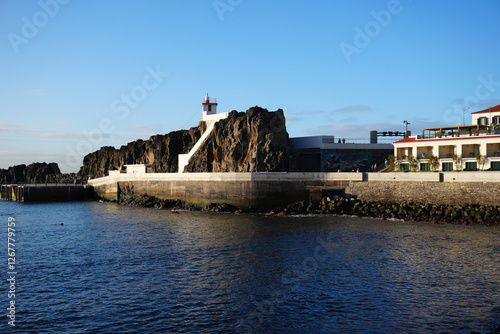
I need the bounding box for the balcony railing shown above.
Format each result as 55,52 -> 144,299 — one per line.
417,153 -> 432,159
487,151 -> 500,157
462,152 -> 480,158
421,125 -> 500,139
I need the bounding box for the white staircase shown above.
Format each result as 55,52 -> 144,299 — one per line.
177,112 -> 228,173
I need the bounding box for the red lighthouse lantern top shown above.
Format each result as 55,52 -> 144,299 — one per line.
203,92 -> 217,104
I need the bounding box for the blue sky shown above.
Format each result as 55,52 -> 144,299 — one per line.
1,0 -> 499,173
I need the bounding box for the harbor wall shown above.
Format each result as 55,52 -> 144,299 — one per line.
348,181 -> 500,206
90,173 -> 360,209
346,171 -> 500,206
89,172 -> 500,209
0,184 -> 94,202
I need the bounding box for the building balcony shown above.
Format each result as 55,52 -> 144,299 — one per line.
416,153 -> 431,159
487,151 -> 500,158
486,143 -> 500,157
462,152 -> 480,158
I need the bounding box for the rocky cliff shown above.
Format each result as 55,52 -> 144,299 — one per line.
0,162 -> 64,184
185,106 -> 290,172
78,106 -> 291,178
78,124 -> 205,179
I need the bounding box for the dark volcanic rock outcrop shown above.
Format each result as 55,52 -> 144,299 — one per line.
78,124 -> 205,179
79,106 -> 291,178
0,162 -> 62,184
186,106 -> 290,172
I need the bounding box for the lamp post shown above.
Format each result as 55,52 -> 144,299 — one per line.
463,107 -> 470,125
403,120 -> 410,137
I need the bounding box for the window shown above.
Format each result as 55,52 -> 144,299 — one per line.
491,161 -> 500,170
399,163 -> 409,172
420,163 -> 430,171
478,117 -> 489,125
442,162 -> 453,171
465,162 -> 477,170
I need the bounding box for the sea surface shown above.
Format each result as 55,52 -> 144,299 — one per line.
0,200 -> 499,333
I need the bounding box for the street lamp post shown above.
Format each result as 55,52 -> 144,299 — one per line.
403,120 -> 411,137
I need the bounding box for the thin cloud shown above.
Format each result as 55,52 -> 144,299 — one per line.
340,117 -> 358,123
0,122 -> 22,133
0,124 -> 110,139
38,131 -> 111,139
333,105 -> 372,113
285,114 -> 304,122
300,110 -> 325,115
127,125 -> 162,132
28,89 -> 46,96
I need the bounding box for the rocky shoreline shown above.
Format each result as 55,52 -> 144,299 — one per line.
114,194 -> 500,227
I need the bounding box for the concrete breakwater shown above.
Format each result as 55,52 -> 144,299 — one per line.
0,184 -> 95,202
90,172 -> 361,209
89,171 -> 500,210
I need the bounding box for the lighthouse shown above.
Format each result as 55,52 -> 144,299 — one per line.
202,92 -> 218,119
178,92 -> 227,172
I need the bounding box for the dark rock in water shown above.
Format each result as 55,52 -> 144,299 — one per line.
0,162 -> 66,184
185,106 -> 291,172
286,200 -> 308,213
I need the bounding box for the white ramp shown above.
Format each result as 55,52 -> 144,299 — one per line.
178,113 -> 228,173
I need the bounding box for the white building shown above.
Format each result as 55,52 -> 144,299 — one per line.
393,104 -> 500,171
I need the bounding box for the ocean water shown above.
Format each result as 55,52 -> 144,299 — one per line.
0,200 -> 499,333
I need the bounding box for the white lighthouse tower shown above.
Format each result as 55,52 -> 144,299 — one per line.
202,92 -> 218,119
